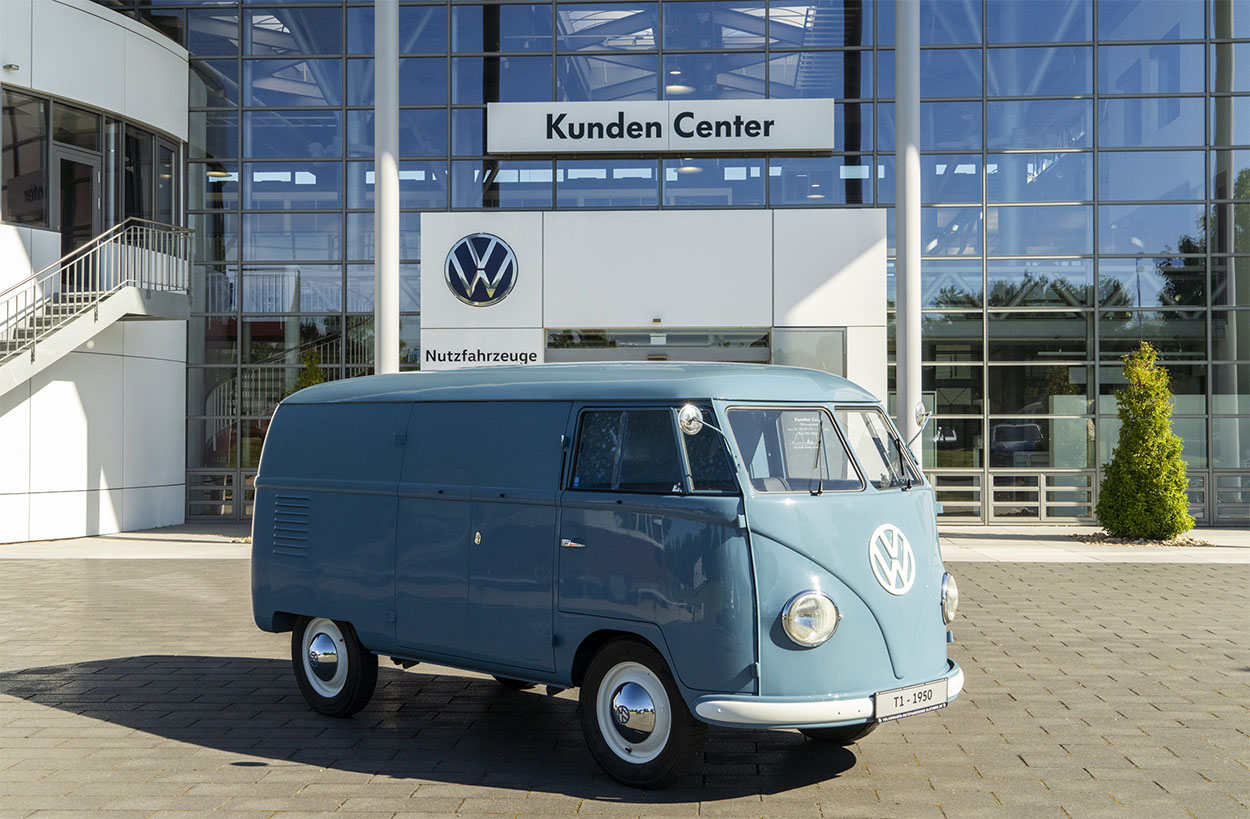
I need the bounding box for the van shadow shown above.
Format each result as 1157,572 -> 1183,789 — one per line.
0,655 -> 856,801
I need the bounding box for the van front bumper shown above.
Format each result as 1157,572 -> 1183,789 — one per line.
691,660 -> 963,729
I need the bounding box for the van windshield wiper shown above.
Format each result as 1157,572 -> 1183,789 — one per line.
811,419 -> 827,496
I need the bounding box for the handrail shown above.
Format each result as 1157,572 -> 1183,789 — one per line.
0,218 -> 193,362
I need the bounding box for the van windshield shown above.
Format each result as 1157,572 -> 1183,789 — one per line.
833,407 -> 922,490
727,408 -> 863,493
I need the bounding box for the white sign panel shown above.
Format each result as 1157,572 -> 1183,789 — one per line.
487,99 -> 836,153
421,328 -> 544,371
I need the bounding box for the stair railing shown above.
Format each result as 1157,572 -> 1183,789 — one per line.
0,218 -> 193,362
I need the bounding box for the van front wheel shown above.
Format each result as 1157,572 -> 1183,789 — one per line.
291,617 -> 378,717
579,640 -> 704,789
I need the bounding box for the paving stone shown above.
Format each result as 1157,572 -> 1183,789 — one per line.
2,560 -> 1249,815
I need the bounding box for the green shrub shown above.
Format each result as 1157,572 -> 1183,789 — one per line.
1095,342 -> 1194,539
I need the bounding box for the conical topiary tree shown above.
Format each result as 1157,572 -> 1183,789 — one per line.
1095,341 -> 1194,539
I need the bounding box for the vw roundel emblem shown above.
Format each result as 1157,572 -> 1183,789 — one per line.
445,233 -> 517,307
869,523 -> 916,596
615,705 -> 631,725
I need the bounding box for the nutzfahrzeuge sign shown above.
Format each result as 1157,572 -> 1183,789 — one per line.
486,100 -> 836,154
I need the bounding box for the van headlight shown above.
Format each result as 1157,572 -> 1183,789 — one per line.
781,591 -> 840,647
941,572 -> 959,624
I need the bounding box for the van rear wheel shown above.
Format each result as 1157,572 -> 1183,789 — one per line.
800,722 -> 877,745
291,617 -> 377,717
579,640 -> 704,789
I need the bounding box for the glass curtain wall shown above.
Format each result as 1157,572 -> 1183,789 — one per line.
109,0 -> 1247,523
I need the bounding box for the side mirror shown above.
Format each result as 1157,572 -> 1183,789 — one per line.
907,401 -> 934,449
677,404 -> 704,436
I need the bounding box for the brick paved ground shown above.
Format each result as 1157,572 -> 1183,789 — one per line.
0,559 -> 1246,818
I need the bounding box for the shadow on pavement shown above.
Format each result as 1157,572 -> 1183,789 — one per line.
0,655 -> 856,801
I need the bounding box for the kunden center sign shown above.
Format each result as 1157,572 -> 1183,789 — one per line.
486,100 -> 836,153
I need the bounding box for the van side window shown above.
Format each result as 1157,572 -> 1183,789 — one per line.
682,409 -> 738,493
572,410 -> 683,494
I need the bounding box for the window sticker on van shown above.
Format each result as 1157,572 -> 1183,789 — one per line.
727,408 -> 863,493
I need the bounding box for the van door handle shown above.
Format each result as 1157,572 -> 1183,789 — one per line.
560,539 -> 586,549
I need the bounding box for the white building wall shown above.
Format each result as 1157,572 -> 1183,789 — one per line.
0,0 -> 189,141
0,320 -> 186,543
0,225 -> 60,292
421,208 -> 887,399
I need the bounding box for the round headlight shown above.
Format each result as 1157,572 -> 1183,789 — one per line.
941,572 -> 959,624
781,591 -> 840,647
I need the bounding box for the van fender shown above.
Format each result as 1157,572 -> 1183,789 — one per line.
555,615 -> 701,707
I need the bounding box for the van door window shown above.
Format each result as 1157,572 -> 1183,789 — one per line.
571,410 -> 683,494
681,408 -> 738,493
726,408 -> 863,493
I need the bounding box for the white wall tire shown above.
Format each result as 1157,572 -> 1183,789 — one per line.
579,640 -> 704,789
291,616 -> 378,717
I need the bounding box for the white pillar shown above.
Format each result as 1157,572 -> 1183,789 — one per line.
374,0 -> 400,374
895,0 -> 922,465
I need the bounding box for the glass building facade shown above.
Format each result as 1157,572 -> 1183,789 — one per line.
93,0 -> 1248,523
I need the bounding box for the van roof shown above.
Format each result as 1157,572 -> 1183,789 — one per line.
283,362 -> 878,405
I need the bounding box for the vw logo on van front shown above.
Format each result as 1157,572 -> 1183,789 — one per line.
445,233 -> 518,307
869,524 -> 916,595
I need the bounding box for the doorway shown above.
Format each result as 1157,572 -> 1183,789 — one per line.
52,147 -> 101,258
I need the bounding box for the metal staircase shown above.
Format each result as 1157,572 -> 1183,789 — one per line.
0,218 -> 193,393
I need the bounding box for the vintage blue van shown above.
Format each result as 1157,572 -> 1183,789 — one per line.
252,362 -> 962,788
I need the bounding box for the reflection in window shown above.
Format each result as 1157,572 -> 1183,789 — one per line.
1099,98 -> 1205,148
989,417 -> 1094,469
986,99 -> 1091,151
452,5 -> 553,53
1099,364 -> 1207,415
557,54 -> 658,100
920,417 -> 982,468
988,365 -> 1092,415
345,212 -> 422,260
556,159 -> 659,207
917,259 -> 983,308
985,47 -> 1092,97
243,213 -> 342,262
1098,203 -> 1207,255
244,59 -> 341,107
663,157 -> 764,206
347,58 -> 448,106
988,205 -> 1092,256
987,260 -> 1093,308
1098,310 -> 1208,360
663,53 -> 767,98
246,8 -> 341,56
243,111 -> 341,159
242,265 -> 342,313
1098,258 -> 1205,308
767,52 -> 872,100
1212,257 -> 1249,307
878,48 -> 981,98
124,126 -> 153,220
1,89 -> 47,226
987,153 -> 1092,203
452,161 -> 554,209
346,162 -> 448,210
192,61 -> 240,108
1099,0 -> 1203,40
556,3 -> 657,51
1100,151 -> 1205,202
921,205 -> 982,256
189,112 -> 238,160
346,109 -> 447,158
662,1 -> 767,50
244,162 -> 341,211
1099,44 -> 1205,95
768,156 -> 871,205
572,411 -> 684,493
879,0 -> 980,46
987,312 -> 1091,361
923,364 -> 982,414
769,0 -> 871,47
985,0 -> 1091,43
878,101 -> 980,151
347,5 -> 446,54
453,56 -> 554,103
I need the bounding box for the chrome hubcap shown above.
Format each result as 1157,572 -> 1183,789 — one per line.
307,632 -> 339,682
609,681 -> 656,743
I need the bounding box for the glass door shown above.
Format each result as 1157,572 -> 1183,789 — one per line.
51,147 -> 101,257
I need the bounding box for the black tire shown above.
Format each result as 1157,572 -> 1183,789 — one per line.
578,639 -> 705,789
291,616 -> 378,717
800,722 -> 878,745
492,675 -> 536,690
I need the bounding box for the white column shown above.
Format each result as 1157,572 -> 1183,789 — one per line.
373,0 -> 400,374
895,0 -> 922,464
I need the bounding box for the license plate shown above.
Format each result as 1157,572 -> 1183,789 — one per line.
875,678 -> 948,722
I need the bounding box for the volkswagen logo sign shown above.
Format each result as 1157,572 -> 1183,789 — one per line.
445,233 -> 517,307
868,523 -> 916,595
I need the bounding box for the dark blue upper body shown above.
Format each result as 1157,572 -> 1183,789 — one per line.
252,363 -> 950,717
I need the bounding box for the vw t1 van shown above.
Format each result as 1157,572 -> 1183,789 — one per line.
251,363 -> 962,788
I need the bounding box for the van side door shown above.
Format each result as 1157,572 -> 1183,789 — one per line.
558,406 -> 757,694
